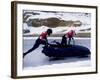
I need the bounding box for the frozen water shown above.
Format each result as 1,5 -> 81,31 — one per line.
23,38 -> 91,70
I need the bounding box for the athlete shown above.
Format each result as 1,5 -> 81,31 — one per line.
66,30 -> 76,45
23,29 -> 52,58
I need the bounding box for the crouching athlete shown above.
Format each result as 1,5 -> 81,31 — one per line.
23,29 -> 52,58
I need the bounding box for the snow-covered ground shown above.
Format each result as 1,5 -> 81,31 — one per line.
24,10 -> 91,25
23,23 -> 90,35
23,10 -> 91,35
23,38 -> 91,70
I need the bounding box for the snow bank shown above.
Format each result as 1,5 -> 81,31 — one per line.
23,10 -> 91,35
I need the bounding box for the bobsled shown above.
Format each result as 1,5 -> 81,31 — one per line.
42,44 -> 90,58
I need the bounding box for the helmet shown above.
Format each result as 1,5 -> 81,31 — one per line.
47,29 -> 52,35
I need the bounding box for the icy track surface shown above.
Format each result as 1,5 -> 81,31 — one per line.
23,38 -> 91,70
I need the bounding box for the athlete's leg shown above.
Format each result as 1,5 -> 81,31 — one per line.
68,38 -> 71,45
23,39 -> 40,57
72,37 -> 75,45
61,35 -> 67,46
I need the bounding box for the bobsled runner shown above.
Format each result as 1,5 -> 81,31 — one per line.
42,44 -> 90,58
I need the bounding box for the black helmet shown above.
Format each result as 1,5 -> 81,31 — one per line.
47,29 -> 52,35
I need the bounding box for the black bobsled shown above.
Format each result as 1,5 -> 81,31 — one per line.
42,44 -> 90,58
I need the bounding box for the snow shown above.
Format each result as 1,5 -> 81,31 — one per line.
23,38 -> 91,70
24,10 -> 91,24
23,10 -> 91,35
23,23 -> 90,35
